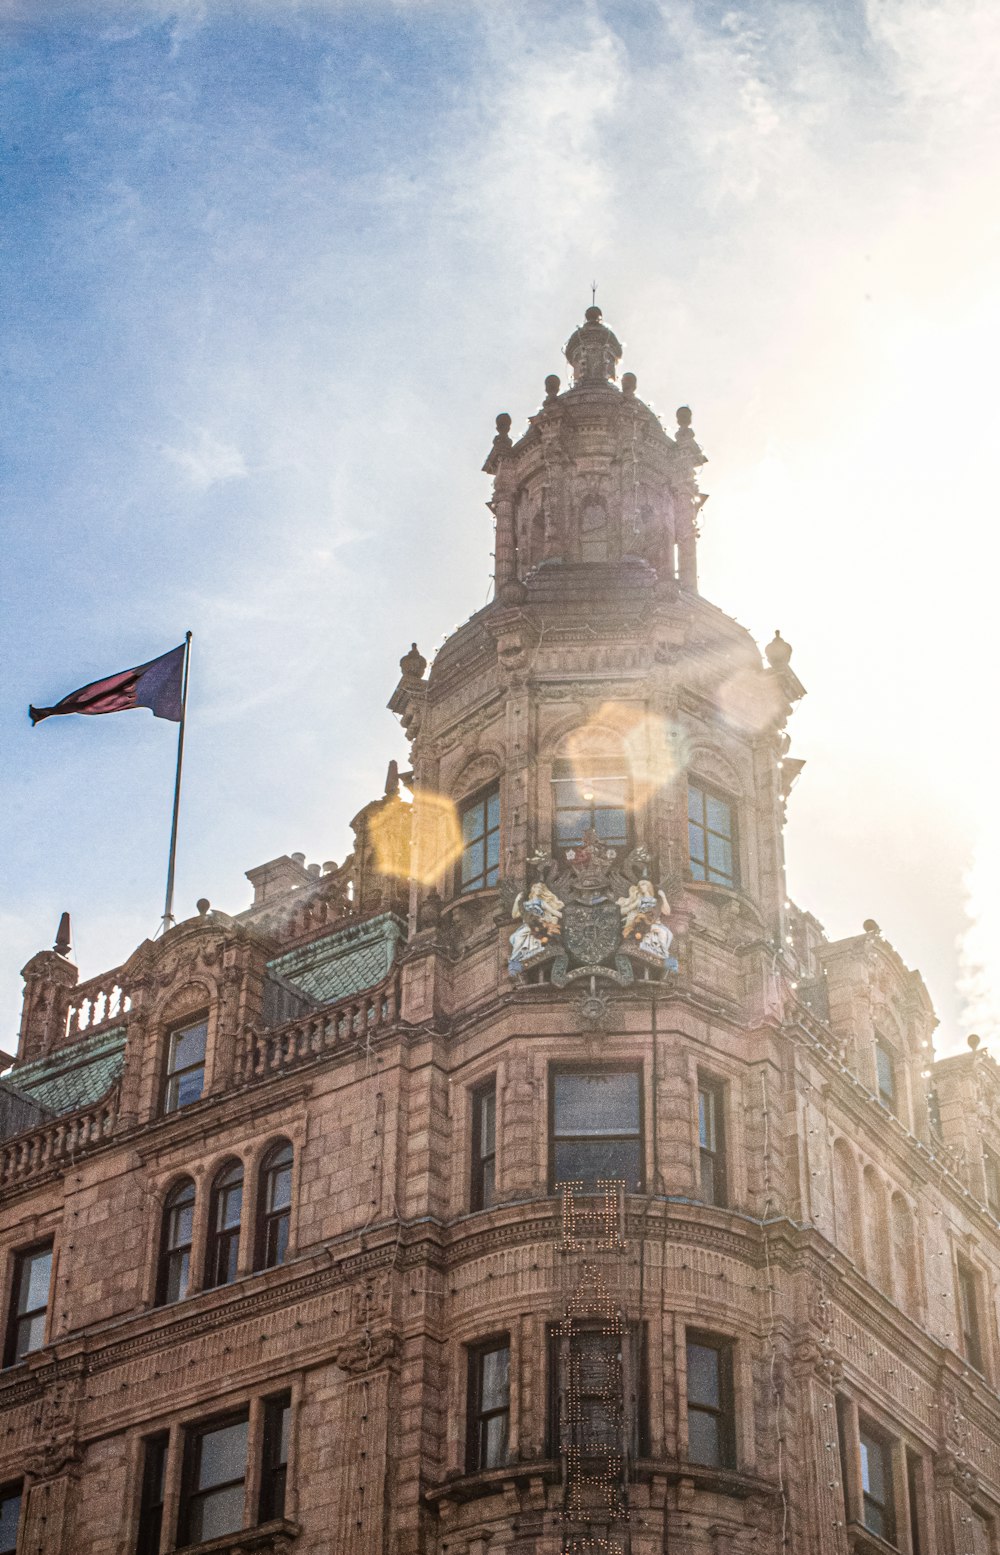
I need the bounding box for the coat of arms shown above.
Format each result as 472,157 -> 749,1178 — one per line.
507,831 -> 677,986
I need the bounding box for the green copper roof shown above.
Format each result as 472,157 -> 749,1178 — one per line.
5,1025 -> 127,1115
268,912 -> 403,1005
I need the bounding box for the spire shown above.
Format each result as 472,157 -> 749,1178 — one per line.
53,911 -> 72,958
564,305 -> 622,386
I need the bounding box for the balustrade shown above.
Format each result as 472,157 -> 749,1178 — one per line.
0,1089 -> 119,1190
64,970 -> 130,1038
238,971 -> 401,1082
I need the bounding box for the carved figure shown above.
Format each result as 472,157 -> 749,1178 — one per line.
616,879 -> 676,970
509,881 -> 564,974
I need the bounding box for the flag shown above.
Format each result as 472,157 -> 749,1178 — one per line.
29,643 -> 186,726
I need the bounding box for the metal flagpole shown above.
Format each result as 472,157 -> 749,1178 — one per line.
162,631 -> 193,932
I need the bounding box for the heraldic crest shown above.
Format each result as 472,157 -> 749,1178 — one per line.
507,831 -> 678,985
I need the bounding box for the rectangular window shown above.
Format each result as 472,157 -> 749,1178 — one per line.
860,1423 -> 896,1543
552,760 -> 629,851
0,1484 -> 21,1555
459,787 -> 500,893
686,1334 -> 735,1469
698,1076 -> 727,1208
259,1394 -> 291,1523
466,1338 -> 510,1473
179,1412 -> 249,1545
550,1068 -> 643,1192
688,784 -> 737,887
547,1323 -> 647,1462
3,1241 -> 53,1368
906,1447 -> 924,1555
164,1018 -> 207,1113
957,1258 -> 984,1373
135,1434 -> 169,1555
875,1038 -> 896,1112
985,1150 -> 1000,1218
471,1080 -> 496,1211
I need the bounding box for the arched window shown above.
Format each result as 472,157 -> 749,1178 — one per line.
863,1167 -> 890,1292
579,502 -> 609,562
833,1139 -> 859,1263
206,1161 -> 243,1289
255,1141 -> 293,1271
890,1193 -> 919,1310
157,1178 -> 195,1305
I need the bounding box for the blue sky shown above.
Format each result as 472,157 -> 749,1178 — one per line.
4,0 -> 1000,1052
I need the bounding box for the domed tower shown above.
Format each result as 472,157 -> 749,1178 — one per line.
386,306 -> 812,1555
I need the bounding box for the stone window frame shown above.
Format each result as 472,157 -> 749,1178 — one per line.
685,1051 -> 745,1211
683,1329 -> 737,1471
455,782 -> 501,896
204,1158 -> 245,1291
155,1175 -> 197,1307
695,1069 -> 728,1209
2,1236 -> 55,1370
144,1133 -> 301,1307
254,1139 -> 294,1273
955,1251 -> 989,1378
465,1334 -> 512,1474
161,1012 -> 211,1117
547,1062 -> 646,1195
673,1317 -> 755,1479
469,1077 -> 497,1213
836,1393 -> 929,1551
545,1318 -> 649,1463
124,1375 -> 302,1552
686,777 -> 740,890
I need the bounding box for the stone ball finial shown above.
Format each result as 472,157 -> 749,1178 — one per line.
495,412 -> 512,436
765,630 -> 793,669
196,898 -> 211,916
621,371 -> 637,398
862,918 -> 880,935
400,642 -> 427,681
676,406 -> 693,429
585,305 -> 602,323
969,1032 -> 982,1052
544,374 -> 561,399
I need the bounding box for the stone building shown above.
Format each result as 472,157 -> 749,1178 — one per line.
1,306 -> 999,1555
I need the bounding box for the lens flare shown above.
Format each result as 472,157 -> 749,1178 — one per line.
561,704 -> 690,813
368,789 -> 463,886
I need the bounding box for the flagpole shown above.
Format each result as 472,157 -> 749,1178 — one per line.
162,632 -> 193,932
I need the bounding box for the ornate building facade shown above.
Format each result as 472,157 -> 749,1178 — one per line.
2,307 -> 999,1555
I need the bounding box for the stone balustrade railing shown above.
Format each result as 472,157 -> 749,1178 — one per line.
65,969 -> 130,1038
237,971 -> 401,1083
0,1088 -> 120,1190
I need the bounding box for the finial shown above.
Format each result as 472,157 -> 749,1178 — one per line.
196,898 -> 210,916
53,911 -> 72,958
544,374 -> 561,400
862,918 -> 880,935
400,642 -> 427,681
591,279 -> 597,307
621,371 -> 637,398
385,759 -> 400,797
482,412 -> 514,474
564,307 -> 622,385
676,406 -> 692,429
968,1033 -> 982,1052
765,630 -> 793,669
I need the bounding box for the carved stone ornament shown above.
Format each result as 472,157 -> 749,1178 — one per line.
507,832 -> 678,986
335,1329 -> 399,1375
22,1374 -> 81,1480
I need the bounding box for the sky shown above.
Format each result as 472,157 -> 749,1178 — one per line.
2,0 -> 999,1057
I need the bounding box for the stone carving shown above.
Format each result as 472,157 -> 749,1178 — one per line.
336,1330 -> 399,1375
507,833 -> 677,984
21,1374 -> 81,1479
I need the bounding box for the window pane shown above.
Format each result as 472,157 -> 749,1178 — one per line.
269,1163 -> 292,1213
486,829 -> 501,871
553,1138 -> 642,1191
482,1411 -> 508,1469
269,1216 -> 290,1267
16,1312 -> 47,1360
688,1409 -> 721,1466
166,1250 -> 189,1303
699,1153 -> 717,1203
486,790 -> 500,829
480,1092 -> 496,1156
593,808 -> 627,844
480,1158 -> 495,1209
707,833 -> 732,875
556,808 -> 589,844
699,1090 -> 716,1151
462,840 -> 485,883
688,786 -> 704,822
22,1249 -> 52,1312
480,1347 -> 509,1412
171,1022 -> 207,1070
687,1343 -> 720,1408
705,794 -> 732,836
0,1490 -> 20,1554
876,1044 -> 895,1099
198,1419 -> 248,1490
688,821 -> 705,863
190,1483 -> 245,1543
218,1182 -> 243,1231
554,1073 -> 639,1137
462,803 -> 485,843
171,1066 -> 205,1109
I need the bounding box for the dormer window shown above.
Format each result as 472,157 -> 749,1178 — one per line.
687,783 -> 737,887
458,786 -> 500,893
552,759 -> 628,851
164,1018 -> 207,1113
